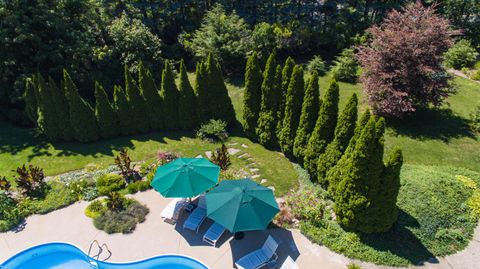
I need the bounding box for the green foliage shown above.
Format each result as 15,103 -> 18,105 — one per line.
347,264 -> 362,269
0,191 -> 22,232
467,190 -> 480,220
332,49 -> 359,82
106,191 -> 126,211
85,199 -> 107,219
113,85 -> 134,135
210,144 -> 231,171
251,23 -> 278,60
294,71 -> 320,161
444,39 -> 479,69
257,52 -> 279,148
138,63 -> 163,130
64,70 -> 99,142
0,177 -> 11,192
114,148 -> 137,183
317,94 -> 358,185
178,59 -> 199,130
96,173 -> 126,196
93,199 -> 149,234
470,105 -> 480,133
471,70 -> 480,80
277,57 -> 295,137
279,65 -> 305,156
242,52 -> 263,139
19,180 -> 77,215
161,61 -> 180,129
23,77 -> 38,124
196,119 -> 228,142
124,66 -> 149,133
194,62 -> 209,122
94,82 -> 119,138
127,180 -> 151,194
304,80 -> 339,177
14,164 -> 45,197
48,76 -> 74,140
285,184 -> 326,226
36,74 -> 62,140
307,55 -> 327,76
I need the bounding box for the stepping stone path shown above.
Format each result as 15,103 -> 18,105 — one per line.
227,142 -> 238,146
260,179 -> 268,184
205,151 -> 212,159
238,153 -> 249,158
227,148 -> 241,155
252,175 -> 260,179
241,144 -> 249,148
250,168 -> 259,173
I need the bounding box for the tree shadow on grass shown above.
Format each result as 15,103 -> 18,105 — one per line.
358,209 -> 437,265
386,108 -> 474,142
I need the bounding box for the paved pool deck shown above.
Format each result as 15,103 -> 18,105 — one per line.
1,190 -> 479,269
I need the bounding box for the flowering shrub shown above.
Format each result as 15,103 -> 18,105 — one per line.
157,151 -> 180,165
286,185 -> 326,225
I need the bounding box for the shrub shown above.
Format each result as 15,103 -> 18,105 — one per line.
114,148 -> 137,183
96,174 -> 126,196
127,180 -> 151,194
196,119 -> 228,142
85,200 -> 107,219
331,49 -> 359,82
18,181 -> 77,215
93,200 -> 149,234
307,55 -> 327,75
0,191 -> 22,232
0,177 -> 11,192
157,151 -> 180,165
210,144 -> 231,171
105,192 -> 126,211
470,105 -> 480,133
68,178 -> 97,201
444,39 -> 479,69
347,263 -> 362,269
467,190 -> 480,221
14,164 -> 45,197
286,185 -> 327,226
471,70 -> 480,81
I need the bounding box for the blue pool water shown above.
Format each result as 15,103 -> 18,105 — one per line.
1,242 -> 210,269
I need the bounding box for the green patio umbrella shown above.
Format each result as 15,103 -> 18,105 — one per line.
151,158 -> 220,198
205,178 -> 280,233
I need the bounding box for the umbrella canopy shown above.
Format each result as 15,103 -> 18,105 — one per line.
206,179 -> 279,233
151,158 -> 220,198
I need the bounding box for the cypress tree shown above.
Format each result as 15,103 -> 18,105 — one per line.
278,65 -> 305,157
256,52 -> 278,148
242,52 -> 263,139
113,85 -> 134,135
24,77 -> 38,124
276,57 -> 295,138
63,70 -> 99,142
36,74 -> 61,140
178,59 -> 199,129
293,71 -> 320,161
205,53 -> 236,125
49,76 -> 74,141
303,80 -> 339,177
139,63 -> 163,130
194,61 -> 209,123
317,93 -> 358,185
161,60 -> 180,129
124,65 -> 149,133
95,82 -> 119,138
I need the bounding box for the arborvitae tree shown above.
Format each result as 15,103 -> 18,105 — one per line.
178,59 -> 199,129
278,65 -> 305,157
63,70 -> 99,142
95,82 -> 119,138
277,57 -> 295,138
317,94 -> 358,186
139,63 -> 163,130
327,109 -> 371,194
205,53 -> 236,125
36,74 -> 61,140
194,61 -> 209,122
24,77 -> 38,124
256,52 -> 278,148
303,80 -> 339,177
113,85 -> 134,135
293,71 -> 320,161
242,52 -> 263,139
124,65 -> 149,133
49,76 -> 74,141
161,60 -> 180,129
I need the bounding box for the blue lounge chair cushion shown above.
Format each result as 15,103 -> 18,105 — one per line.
203,223 -> 226,246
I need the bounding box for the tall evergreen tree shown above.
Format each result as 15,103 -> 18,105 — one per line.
139,63 -> 163,130
49,76 -> 74,141
256,52 -> 278,148
276,57 -> 295,138
95,82 -> 119,138
113,85 -> 134,135
242,52 -> 263,139
63,70 -> 99,142
205,53 -> 236,125
278,65 -> 305,157
36,74 -> 61,140
303,80 -> 340,177
124,65 -> 149,133
293,71 -> 320,161
161,60 -> 180,129
194,61 -> 209,123
24,77 -> 38,124
178,59 -> 199,129
317,94 -> 358,185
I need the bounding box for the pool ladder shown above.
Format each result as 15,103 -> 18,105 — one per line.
87,240 -> 112,268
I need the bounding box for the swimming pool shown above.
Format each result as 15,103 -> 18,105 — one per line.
0,242 -> 210,269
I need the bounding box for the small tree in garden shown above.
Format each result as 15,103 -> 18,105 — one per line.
257,52 -> 279,148
243,52 -> 263,139
14,164 -> 45,197
114,148 -> 136,183
194,62 -> 209,122
125,65 -> 149,133
24,77 -> 38,124
331,48 -> 359,82
113,85 -> 134,135
178,59 -> 199,130
277,57 -> 295,137
210,144 -> 231,171
444,39 -> 479,70
138,63 -> 163,130
49,77 -> 74,140
95,82 -> 119,139
356,2 -> 457,118
161,61 -> 180,129
36,74 -> 62,140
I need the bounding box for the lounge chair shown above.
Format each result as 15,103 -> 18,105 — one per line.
203,222 -> 226,247
235,235 -> 279,269
161,198 -> 187,224
183,207 -> 207,232
279,256 -> 298,269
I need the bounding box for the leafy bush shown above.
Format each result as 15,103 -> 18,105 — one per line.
471,70 -> 480,81
307,55 -> 327,75
251,22 -> 278,60
96,173 -> 126,196
196,119 -> 228,142
14,164 -> 46,197
210,144 -> 231,171
127,180 -> 151,194
85,199 -> 107,219
331,49 -> 359,82
444,39 -> 479,69
0,191 -> 22,232
347,264 -> 362,269
93,200 -> 149,234
68,178 -> 98,201
467,190 -> 480,220
470,105 -> 480,133
106,192 -> 126,211
114,148 -> 138,183
19,181 -> 77,215
286,185 -> 327,226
